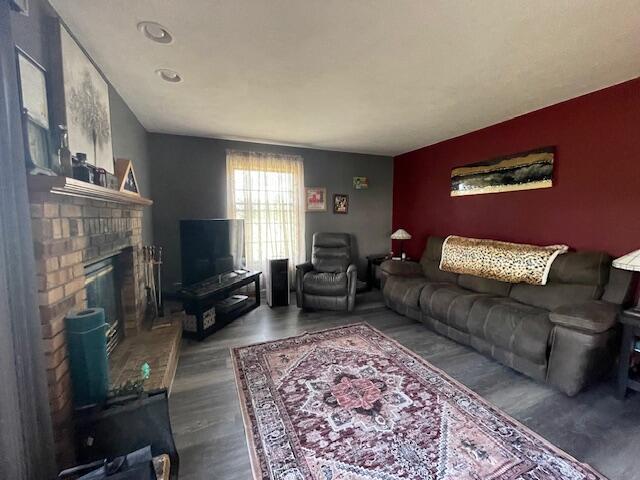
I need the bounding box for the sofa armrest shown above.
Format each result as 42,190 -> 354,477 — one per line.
380,260 -> 422,277
550,301 -> 620,334
347,264 -> 357,312
547,303 -> 620,395
296,262 -> 314,274
295,262 -> 314,307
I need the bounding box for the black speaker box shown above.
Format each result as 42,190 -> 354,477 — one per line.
267,258 -> 289,307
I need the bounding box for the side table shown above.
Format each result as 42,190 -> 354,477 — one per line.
617,308 -> 640,398
366,254 -> 390,290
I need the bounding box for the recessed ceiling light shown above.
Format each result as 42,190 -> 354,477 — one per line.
155,68 -> 182,83
137,21 -> 173,44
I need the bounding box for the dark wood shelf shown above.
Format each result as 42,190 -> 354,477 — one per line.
180,271 -> 261,340
27,175 -> 153,206
216,298 -> 258,323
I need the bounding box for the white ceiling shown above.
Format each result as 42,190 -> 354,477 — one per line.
50,0 -> 640,156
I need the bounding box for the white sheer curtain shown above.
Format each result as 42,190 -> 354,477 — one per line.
226,150 -> 305,284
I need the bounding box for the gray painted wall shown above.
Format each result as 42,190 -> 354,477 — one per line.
10,0 -> 153,242
108,89 -> 153,243
148,134 -> 393,292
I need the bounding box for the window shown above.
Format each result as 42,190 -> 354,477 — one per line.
226,150 -> 305,279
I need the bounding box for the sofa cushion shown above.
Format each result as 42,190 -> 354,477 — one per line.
419,283 -> 491,333
506,250 -> 611,311
550,301 -> 620,334
467,297 -> 553,365
419,237 -> 459,283
303,271 -> 347,296
602,267 -> 634,305
383,276 -> 429,310
423,261 -> 459,283
302,293 -> 348,311
509,283 -> 603,311
425,236 -> 446,261
457,274 -> 512,296
548,251 -> 611,285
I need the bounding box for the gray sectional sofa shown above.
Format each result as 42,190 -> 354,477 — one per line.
381,236 -> 634,395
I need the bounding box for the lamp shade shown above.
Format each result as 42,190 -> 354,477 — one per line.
613,249 -> 640,272
391,229 -> 412,240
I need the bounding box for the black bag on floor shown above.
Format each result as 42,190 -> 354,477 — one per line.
74,389 -> 178,479
58,445 -> 155,479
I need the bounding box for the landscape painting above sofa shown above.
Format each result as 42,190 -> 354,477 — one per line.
451,147 -> 554,196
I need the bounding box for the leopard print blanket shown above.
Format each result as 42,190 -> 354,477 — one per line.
440,236 -> 569,285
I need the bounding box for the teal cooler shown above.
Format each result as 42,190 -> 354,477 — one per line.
65,308 -> 110,406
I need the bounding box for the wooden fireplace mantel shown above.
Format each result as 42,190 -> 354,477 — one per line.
27,175 -> 153,206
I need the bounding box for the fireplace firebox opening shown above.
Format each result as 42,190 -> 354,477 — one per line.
84,255 -> 124,355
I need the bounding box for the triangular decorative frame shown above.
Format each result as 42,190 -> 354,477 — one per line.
114,158 -> 140,195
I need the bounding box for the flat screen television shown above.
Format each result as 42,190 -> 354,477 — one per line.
180,219 -> 245,286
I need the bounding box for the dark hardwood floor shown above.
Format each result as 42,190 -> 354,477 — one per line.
169,293 -> 640,479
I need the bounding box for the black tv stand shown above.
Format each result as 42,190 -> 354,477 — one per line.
179,270 -> 261,340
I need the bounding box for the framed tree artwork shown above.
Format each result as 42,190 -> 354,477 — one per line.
59,24 -> 114,172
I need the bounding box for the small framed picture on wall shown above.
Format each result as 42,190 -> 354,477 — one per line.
353,176 -> 368,189
305,187 -> 327,212
333,194 -> 349,214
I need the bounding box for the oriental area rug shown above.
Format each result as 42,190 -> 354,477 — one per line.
232,323 -> 605,480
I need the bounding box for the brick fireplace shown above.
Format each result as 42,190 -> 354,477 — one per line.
28,175 -> 152,465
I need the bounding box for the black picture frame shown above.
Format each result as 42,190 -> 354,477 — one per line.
333,194 -> 349,214
15,48 -> 53,172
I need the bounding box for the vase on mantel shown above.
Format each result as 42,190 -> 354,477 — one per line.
57,125 -> 73,177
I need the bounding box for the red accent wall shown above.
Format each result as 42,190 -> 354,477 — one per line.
393,77 -> 640,264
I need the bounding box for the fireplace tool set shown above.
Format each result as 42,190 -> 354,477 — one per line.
142,246 -> 166,324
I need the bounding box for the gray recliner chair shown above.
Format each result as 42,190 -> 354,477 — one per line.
296,233 -> 357,311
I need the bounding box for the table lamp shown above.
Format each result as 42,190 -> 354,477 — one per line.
391,229 -> 412,260
613,250 -> 640,272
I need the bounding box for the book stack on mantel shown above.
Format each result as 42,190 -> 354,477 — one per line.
27,175 -> 153,206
